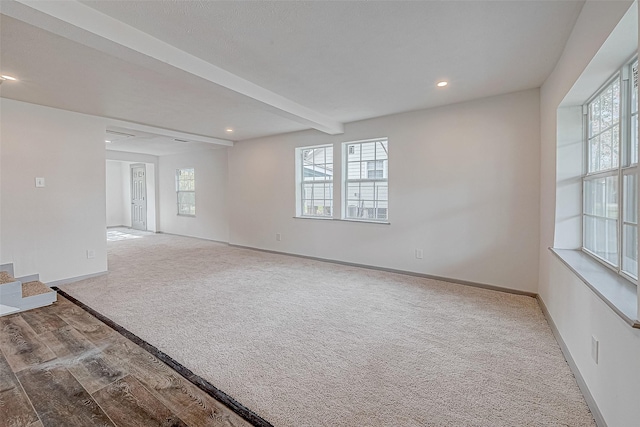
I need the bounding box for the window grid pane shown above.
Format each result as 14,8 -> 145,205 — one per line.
622,173 -> 638,277
583,215 -> 619,266
587,77 -> 621,173
344,139 -> 388,221
300,146 -> 333,217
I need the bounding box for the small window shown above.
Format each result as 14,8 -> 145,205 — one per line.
176,168 -> 195,216
296,145 -> 333,218
344,138 -> 388,221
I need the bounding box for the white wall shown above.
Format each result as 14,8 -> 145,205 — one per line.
554,106 -> 583,249
122,163 -> 131,228
158,149 -> 229,241
228,89 -> 541,293
539,1 -> 640,426
106,160 -> 127,227
0,98 -> 107,281
145,163 -> 157,232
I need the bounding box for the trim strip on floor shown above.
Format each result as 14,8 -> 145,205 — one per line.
52,287 -> 274,427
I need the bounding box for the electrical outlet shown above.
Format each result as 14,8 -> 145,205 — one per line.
276,233 -> 282,242
35,177 -> 45,188
415,249 -> 423,259
86,249 -> 95,259
591,336 -> 599,364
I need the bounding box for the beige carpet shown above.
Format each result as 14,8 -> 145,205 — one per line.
61,231 -> 595,427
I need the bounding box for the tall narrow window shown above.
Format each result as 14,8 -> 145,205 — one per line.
583,58 -> 638,280
296,145 -> 333,217
176,168 -> 195,216
344,138 -> 388,221
622,59 -> 639,277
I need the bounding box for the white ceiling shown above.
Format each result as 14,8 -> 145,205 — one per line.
0,0 -> 585,148
105,126 -> 221,157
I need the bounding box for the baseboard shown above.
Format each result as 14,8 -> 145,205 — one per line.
147,234 -> 533,297
536,296 -> 607,427
156,231 -> 228,245
45,271 -> 108,287
229,244 -> 537,298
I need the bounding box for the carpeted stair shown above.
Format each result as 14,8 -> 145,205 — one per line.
0,264 -> 56,316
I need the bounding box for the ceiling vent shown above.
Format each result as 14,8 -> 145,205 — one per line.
106,130 -> 135,138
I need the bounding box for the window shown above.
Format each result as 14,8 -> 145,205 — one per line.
176,168 -> 195,216
583,58 -> 638,279
344,138 -> 388,221
296,145 -> 333,217
367,160 -> 384,179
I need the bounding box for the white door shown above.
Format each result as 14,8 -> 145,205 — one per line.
131,164 -> 147,231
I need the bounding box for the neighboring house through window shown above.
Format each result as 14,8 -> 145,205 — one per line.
176,167 -> 195,216
296,145 -> 333,217
344,138 -> 388,221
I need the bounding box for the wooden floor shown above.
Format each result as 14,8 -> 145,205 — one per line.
0,295 -> 251,427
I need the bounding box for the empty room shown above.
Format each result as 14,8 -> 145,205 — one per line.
1,1 -> 639,426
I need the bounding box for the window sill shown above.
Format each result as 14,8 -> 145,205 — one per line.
293,216 -> 390,225
550,248 -> 639,328
294,216 -> 334,221
177,214 -> 196,218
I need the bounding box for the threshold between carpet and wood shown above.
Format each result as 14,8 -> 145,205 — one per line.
60,229 -> 596,427
0,293 -> 250,427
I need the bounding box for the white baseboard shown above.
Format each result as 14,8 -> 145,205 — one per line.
46,271 -> 108,287
537,296 -> 606,427
230,243 -> 537,298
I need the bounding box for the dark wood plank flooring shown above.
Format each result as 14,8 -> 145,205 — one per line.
0,296 -> 252,427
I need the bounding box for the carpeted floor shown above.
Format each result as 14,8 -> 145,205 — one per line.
61,230 -> 595,427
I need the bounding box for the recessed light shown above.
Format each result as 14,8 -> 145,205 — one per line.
105,140 -> 112,143
225,128 -> 234,133
1,75 -> 17,81
436,81 -> 448,88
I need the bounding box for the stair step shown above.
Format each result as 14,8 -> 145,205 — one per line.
0,271 -> 16,284
22,281 -> 53,298
0,304 -> 20,316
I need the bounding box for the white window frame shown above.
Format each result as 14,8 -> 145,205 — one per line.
342,138 -> 389,223
295,144 -> 334,218
582,57 -> 638,282
176,167 -> 196,217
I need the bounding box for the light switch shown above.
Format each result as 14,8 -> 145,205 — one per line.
35,177 -> 45,188
591,336 -> 599,364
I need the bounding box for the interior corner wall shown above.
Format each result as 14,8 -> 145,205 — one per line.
554,106 -> 583,250
158,149 -> 229,242
145,163 -> 157,232
228,89 -> 541,293
539,1 -> 640,426
0,98 -> 107,282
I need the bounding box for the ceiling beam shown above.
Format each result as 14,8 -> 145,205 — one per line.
105,119 -> 234,147
4,0 -> 345,135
